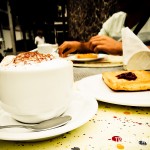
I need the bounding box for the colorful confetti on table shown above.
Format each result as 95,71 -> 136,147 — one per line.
0,101 -> 150,150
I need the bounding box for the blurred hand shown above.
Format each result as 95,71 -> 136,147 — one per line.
89,35 -> 122,55
58,41 -> 81,57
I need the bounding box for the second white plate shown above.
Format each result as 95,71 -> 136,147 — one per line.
66,54 -> 106,62
76,74 -> 150,107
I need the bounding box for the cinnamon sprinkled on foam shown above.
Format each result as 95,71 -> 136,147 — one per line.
13,51 -> 54,65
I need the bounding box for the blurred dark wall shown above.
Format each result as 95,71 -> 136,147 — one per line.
67,0 -> 118,41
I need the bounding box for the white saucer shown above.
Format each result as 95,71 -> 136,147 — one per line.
0,91 -> 98,141
76,74 -> 150,107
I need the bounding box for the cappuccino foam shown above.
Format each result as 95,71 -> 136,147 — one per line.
0,51 -> 67,71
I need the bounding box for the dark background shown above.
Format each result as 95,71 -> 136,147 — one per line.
0,0 -> 118,53
0,0 -> 68,52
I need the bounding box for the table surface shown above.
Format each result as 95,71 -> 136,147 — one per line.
0,66 -> 150,150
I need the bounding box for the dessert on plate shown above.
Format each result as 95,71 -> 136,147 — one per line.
75,53 -> 98,59
102,70 -> 150,91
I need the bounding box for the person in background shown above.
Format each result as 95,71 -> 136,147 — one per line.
34,29 -> 45,47
58,0 -> 150,57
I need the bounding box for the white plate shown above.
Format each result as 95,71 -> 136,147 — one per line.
66,54 -> 106,62
76,74 -> 150,107
0,91 -> 98,141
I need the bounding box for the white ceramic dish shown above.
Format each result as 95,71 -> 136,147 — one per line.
31,49 -> 59,58
66,54 -> 106,62
76,74 -> 150,107
0,91 -> 98,141
38,43 -> 58,54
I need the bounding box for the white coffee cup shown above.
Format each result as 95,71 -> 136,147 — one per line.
38,43 -> 58,54
0,57 -> 73,123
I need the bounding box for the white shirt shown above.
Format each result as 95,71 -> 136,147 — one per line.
98,11 -> 150,43
34,36 -> 45,46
